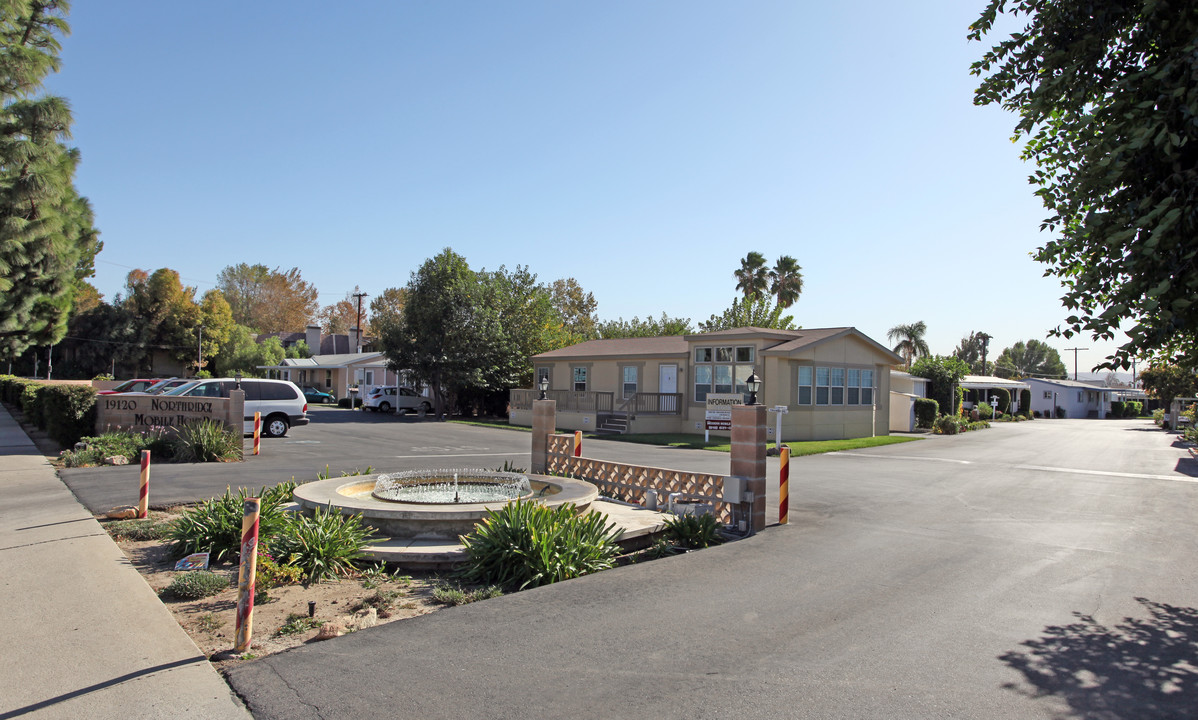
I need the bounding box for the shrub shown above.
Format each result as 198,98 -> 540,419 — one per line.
663,513 -> 724,549
992,388 -> 1011,414
1153,408 -> 1166,425
164,571 -> 229,600
933,416 -> 964,435
270,505 -> 377,584
966,420 -> 991,432
167,481 -> 297,562
1055,406 -> 1067,419
913,398 -> 938,428
274,613 -> 321,637
460,500 -> 622,589
256,551 -> 303,599
41,384 -> 97,446
20,383 -> 46,428
977,403 -> 994,420
1110,401 -> 1126,418
1019,389 -> 1032,416
1125,401 -> 1143,418
61,446 -> 104,467
170,419 -> 243,463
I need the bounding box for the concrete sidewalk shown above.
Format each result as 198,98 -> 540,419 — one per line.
0,404 -> 248,719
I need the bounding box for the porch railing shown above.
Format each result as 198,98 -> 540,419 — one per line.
509,389 -> 615,414
616,392 -> 684,416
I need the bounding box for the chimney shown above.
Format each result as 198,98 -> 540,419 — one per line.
305,324 -> 321,353
350,327 -> 361,354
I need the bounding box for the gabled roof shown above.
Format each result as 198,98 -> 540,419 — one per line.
533,326 -> 902,363
760,327 -> 904,364
533,336 -> 688,359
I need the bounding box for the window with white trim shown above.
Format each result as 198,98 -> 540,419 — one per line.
798,366 -> 812,405
800,365 -> 875,406
572,366 -> 587,391
622,366 -> 638,399
694,345 -> 756,403
536,366 -> 551,388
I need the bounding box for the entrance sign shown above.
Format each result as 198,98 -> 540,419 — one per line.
705,394 -> 743,431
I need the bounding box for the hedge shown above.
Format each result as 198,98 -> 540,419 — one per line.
0,376 -> 98,447
1110,401 -> 1126,418
914,398 -> 938,428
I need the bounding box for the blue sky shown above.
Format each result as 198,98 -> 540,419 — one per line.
47,1 -> 1128,375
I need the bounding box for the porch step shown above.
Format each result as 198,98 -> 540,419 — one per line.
596,414 -> 628,435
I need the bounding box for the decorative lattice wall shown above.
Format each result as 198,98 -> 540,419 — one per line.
546,434 -> 731,523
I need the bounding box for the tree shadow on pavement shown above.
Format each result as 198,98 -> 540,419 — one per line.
1001,598 -> 1198,719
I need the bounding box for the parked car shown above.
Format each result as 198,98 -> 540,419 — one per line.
162,378 -> 309,437
97,378 -> 161,395
302,386 -> 335,404
362,386 -> 433,414
135,378 -> 193,395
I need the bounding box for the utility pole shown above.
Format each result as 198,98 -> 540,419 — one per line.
352,291 -> 368,354
197,324 -> 204,374
1064,347 -> 1089,381
978,332 -> 992,375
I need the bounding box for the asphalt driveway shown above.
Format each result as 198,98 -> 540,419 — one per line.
225,418 -> 1198,719
60,407 -> 750,513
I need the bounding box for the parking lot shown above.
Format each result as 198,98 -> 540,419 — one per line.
60,405 -> 743,514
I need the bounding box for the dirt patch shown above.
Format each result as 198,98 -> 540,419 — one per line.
109,514 -> 460,672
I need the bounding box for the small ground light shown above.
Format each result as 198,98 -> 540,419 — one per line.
308,601 -> 316,618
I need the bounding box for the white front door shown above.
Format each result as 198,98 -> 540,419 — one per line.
659,364 -> 678,394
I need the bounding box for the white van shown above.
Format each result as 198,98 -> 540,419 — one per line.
362,386 -> 433,414
163,378 -> 309,437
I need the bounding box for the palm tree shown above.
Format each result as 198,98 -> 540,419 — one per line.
769,255 -> 803,309
887,321 -> 930,369
733,252 -> 769,300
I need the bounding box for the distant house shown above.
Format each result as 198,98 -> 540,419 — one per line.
510,326 -> 903,441
1025,378 -> 1114,418
257,324 -> 372,356
960,375 -> 1031,414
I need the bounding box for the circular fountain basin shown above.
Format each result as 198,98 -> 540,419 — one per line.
371,469 -> 533,504
291,470 -> 599,540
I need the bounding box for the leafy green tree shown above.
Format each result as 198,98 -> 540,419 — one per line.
549,277 -> 597,340
476,264 -> 575,389
380,249 -> 503,418
953,331 -> 993,375
887,321 -> 930,370
0,1 -> 101,362
970,0 -> 1198,370
699,296 -> 795,333
994,340 -> 1067,379
197,289 -> 234,374
1138,364 -> 1198,409
595,313 -> 694,339
768,255 -> 804,309
910,355 -> 970,417
285,339 -> 311,359
215,263 -> 318,333
214,326 -> 284,377
368,287 -> 407,339
733,251 -> 769,300
60,301 -> 144,378
123,268 -> 200,369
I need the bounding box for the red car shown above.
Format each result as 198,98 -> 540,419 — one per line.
97,378 -> 161,395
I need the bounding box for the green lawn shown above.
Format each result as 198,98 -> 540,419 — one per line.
584,432 -> 923,455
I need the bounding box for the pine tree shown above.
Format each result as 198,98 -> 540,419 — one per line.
0,1 -> 100,361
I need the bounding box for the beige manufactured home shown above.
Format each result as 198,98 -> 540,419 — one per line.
510,326 -> 903,441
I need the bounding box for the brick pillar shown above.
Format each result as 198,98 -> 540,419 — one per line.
531,399 -> 556,474
731,404 -> 767,533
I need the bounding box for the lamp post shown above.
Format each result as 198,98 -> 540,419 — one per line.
746,371 -> 762,406
538,375 -> 549,401
235,371 -> 242,391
